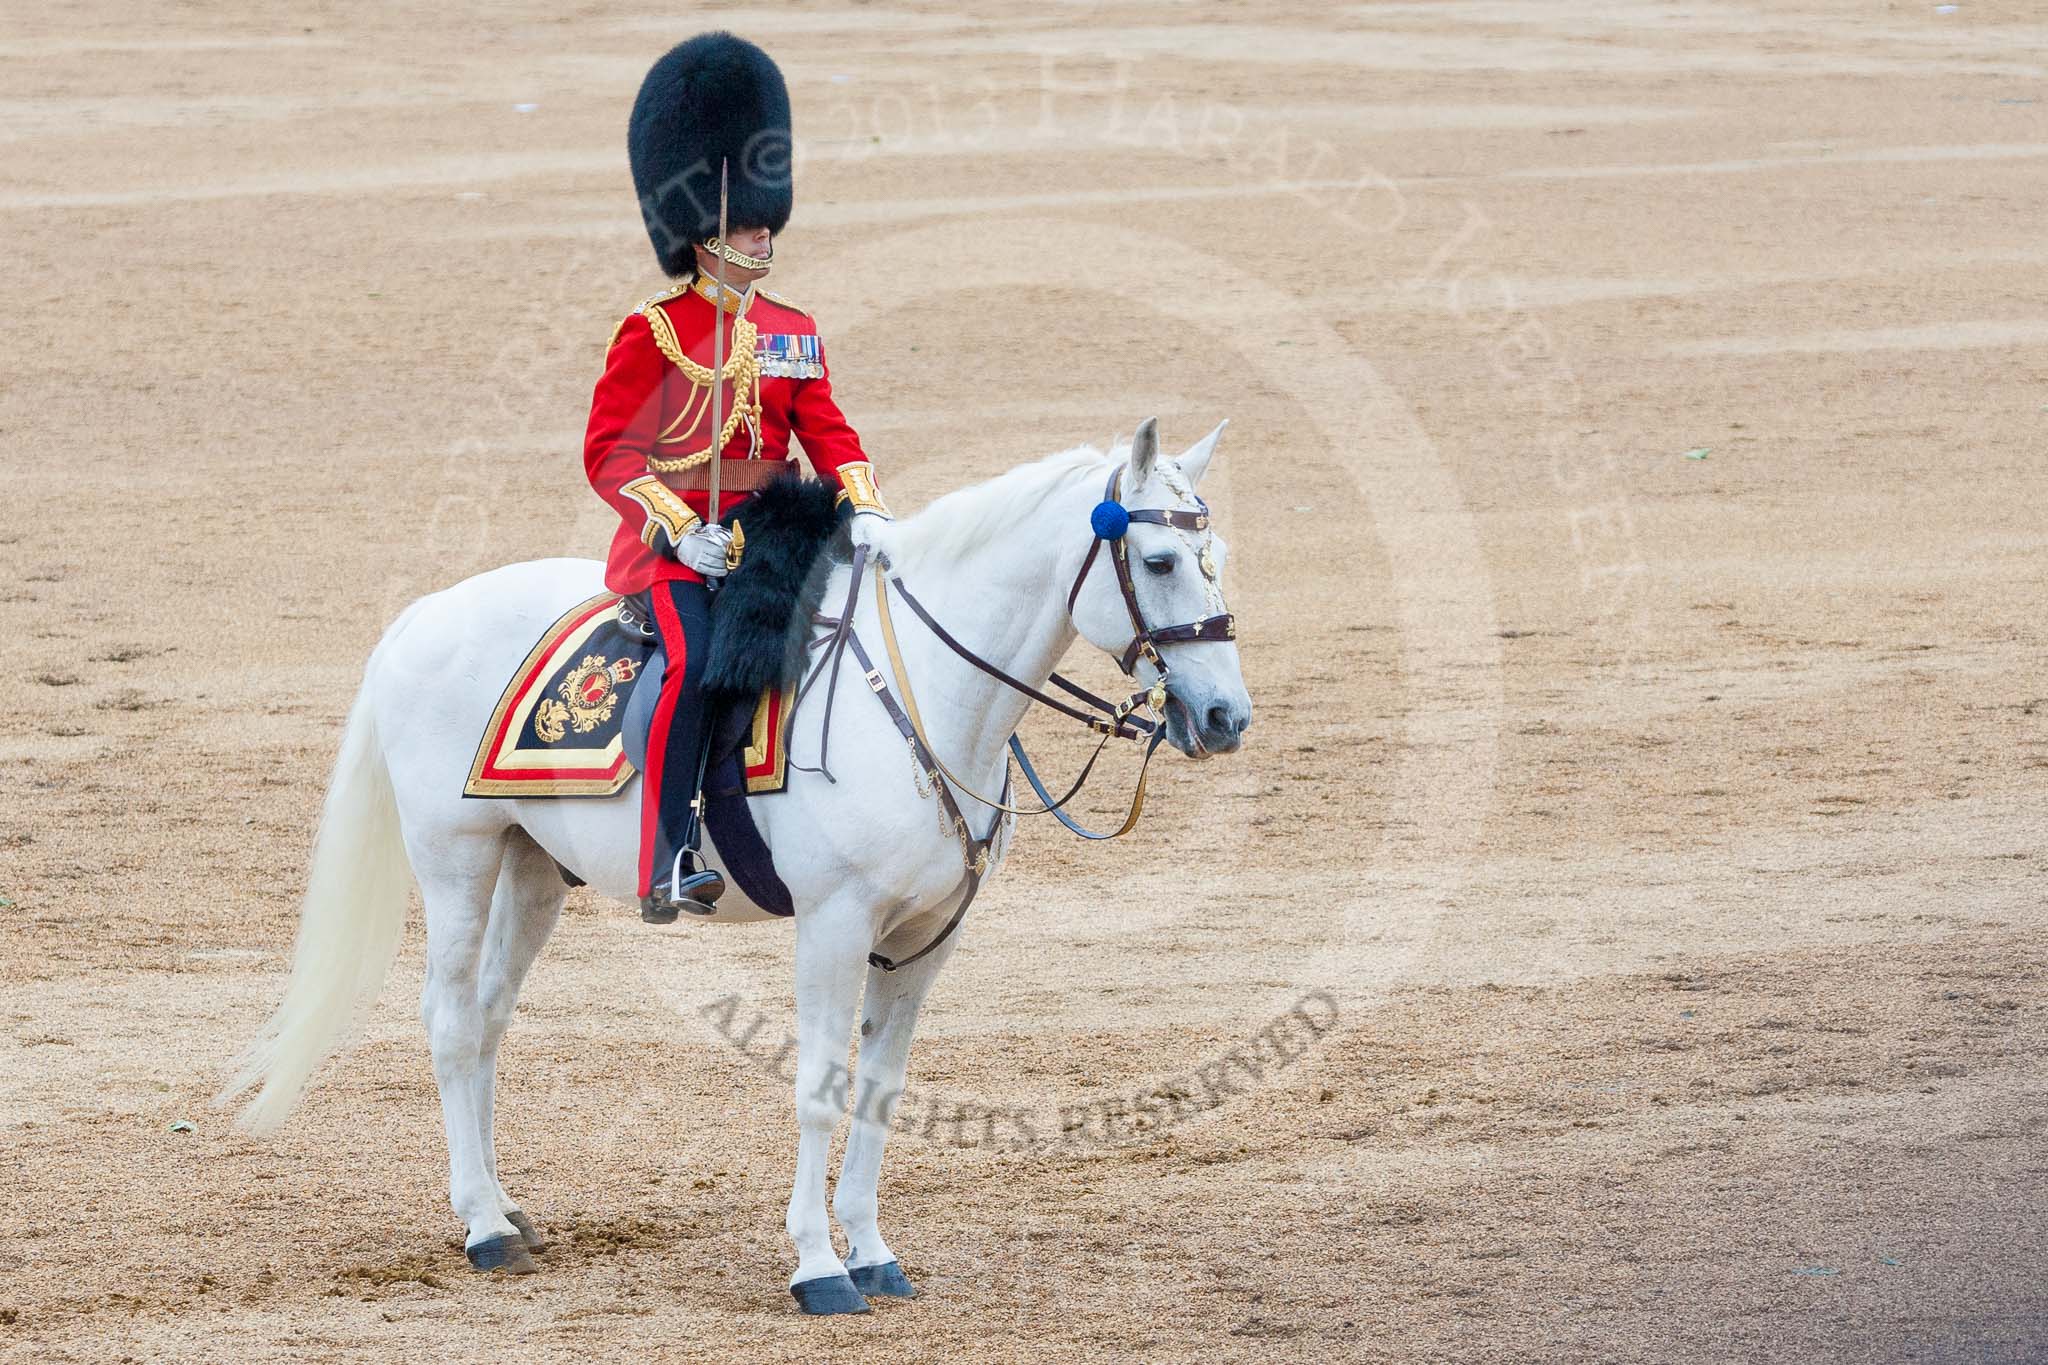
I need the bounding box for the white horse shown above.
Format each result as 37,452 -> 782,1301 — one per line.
221,418 -> 1251,1314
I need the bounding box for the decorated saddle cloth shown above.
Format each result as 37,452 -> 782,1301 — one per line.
463,594 -> 792,799
462,477 -> 849,918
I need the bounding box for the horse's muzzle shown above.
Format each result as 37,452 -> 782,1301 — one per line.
1165,690 -> 1250,758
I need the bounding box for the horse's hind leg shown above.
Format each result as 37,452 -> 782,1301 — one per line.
474,827 -> 567,1252
411,827 -> 536,1273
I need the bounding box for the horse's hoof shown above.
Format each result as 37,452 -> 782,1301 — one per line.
848,1260 -> 916,1298
790,1273 -> 871,1315
465,1232 -> 539,1274
506,1210 -> 547,1252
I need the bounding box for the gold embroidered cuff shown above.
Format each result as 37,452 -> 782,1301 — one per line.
622,475 -> 701,551
836,463 -> 889,517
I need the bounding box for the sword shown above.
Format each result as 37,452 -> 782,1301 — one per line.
707,156 -> 729,539
678,160 -> 732,873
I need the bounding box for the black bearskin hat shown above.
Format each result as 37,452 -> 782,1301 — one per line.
629,32 -> 793,277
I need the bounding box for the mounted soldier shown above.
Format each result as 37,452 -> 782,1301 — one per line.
585,32 -> 891,922
226,28 -> 1255,1312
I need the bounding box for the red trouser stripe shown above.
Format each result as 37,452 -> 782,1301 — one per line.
638,587 -> 690,897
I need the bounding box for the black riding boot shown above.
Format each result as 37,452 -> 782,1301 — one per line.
638,580 -> 726,924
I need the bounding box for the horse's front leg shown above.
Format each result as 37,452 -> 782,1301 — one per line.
785,896 -> 877,1315
833,930 -> 960,1300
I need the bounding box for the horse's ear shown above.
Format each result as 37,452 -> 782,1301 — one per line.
1127,417 -> 1160,488
1177,419 -> 1228,487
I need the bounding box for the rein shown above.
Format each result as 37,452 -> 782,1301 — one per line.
868,461 -> 1236,836
877,563 -> 1150,824
791,463 -> 1236,969
792,542 -> 1005,973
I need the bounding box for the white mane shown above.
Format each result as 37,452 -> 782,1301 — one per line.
892,443 -> 1111,570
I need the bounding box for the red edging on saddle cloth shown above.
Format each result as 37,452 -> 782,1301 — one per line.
464,593 -> 790,799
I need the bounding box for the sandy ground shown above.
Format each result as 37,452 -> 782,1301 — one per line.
3,1 -> 2046,1361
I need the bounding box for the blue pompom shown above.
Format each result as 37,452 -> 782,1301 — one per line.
1090,500 -> 1130,540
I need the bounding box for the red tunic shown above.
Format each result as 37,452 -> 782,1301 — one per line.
583,277 -> 874,594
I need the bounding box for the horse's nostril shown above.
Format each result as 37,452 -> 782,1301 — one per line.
1205,703 -> 1235,735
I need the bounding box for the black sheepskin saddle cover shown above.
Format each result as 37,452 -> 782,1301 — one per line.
702,476 -> 852,709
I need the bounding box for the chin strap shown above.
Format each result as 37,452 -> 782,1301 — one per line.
702,236 -> 771,275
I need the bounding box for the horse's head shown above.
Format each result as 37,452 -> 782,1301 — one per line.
1069,418 -> 1252,758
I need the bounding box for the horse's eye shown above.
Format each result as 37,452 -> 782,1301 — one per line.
1143,553 -> 1177,576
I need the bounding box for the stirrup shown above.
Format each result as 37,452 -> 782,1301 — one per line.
640,860 -> 726,924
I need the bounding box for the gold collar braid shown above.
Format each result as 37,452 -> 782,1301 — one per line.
642,301 -> 762,473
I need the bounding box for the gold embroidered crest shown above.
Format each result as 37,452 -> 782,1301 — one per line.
533,698 -> 570,744
558,654 -> 634,734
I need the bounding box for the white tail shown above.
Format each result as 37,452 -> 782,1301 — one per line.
220,634 -> 416,1134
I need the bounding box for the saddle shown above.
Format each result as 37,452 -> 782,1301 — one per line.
464,476 -> 852,915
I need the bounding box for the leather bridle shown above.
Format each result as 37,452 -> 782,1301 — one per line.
789,463 -> 1240,969
879,462 -> 1238,838
1067,463 -> 1237,681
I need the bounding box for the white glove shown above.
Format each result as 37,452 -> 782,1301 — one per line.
848,509 -> 892,558
673,524 -> 734,578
